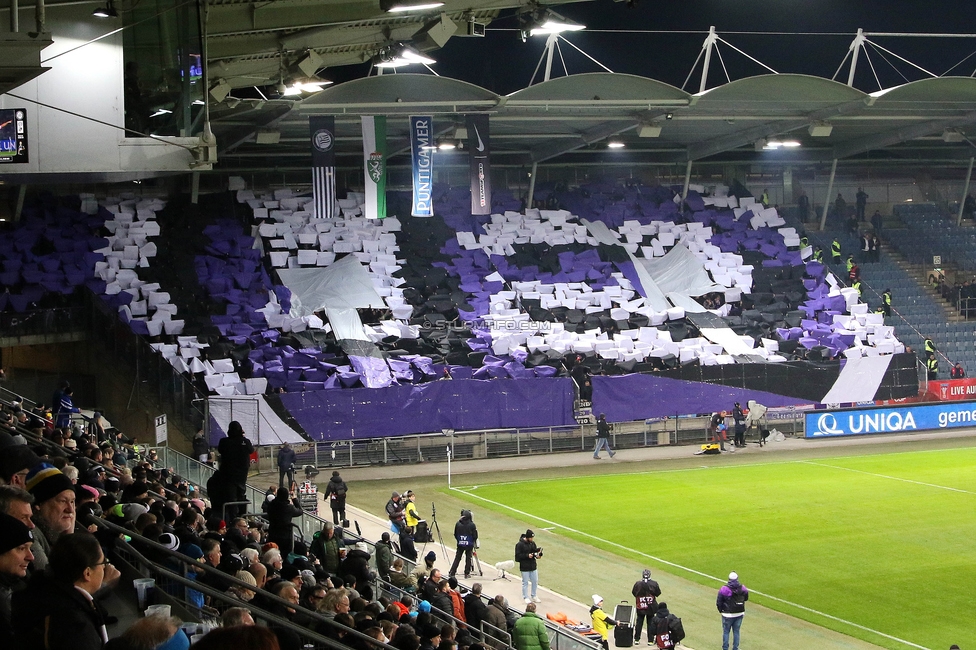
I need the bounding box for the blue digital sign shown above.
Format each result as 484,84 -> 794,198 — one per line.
0,108 -> 28,164
805,401 -> 976,438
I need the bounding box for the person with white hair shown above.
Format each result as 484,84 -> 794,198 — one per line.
716,571 -> 749,650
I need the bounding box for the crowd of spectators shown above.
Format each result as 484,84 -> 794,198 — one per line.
0,391 -> 526,650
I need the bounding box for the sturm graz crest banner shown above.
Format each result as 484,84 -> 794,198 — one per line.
309,115 -> 337,219
409,115 -> 434,217
466,114 -> 491,216
361,115 -> 387,219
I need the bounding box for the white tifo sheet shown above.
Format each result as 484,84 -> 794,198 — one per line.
820,354 -> 894,404
277,255 -> 386,342
209,395 -> 305,445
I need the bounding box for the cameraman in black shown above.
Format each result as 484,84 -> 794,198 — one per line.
450,509 -> 478,579
277,442 -> 297,489
515,529 -> 542,604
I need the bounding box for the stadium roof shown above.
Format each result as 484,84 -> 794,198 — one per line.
212,72 -> 976,174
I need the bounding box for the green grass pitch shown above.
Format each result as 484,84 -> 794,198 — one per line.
452,448 -> 976,650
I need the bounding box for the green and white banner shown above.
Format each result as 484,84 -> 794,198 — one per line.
361,115 -> 387,219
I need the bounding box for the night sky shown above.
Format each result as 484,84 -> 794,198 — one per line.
334,0 -> 976,94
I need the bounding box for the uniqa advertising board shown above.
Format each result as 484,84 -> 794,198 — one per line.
805,401 -> 976,438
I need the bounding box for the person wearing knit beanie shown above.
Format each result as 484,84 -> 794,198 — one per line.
0,512 -> 34,578
25,463 -> 76,571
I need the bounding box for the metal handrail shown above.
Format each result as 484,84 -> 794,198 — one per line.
151,445 -> 599,650
89,515 -> 399,650
109,532 -> 343,649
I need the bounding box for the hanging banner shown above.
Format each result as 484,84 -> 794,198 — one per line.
361,115 -> 387,219
309,115 -> 337,219
409,115 -> 435,217
466,114 -> 492,215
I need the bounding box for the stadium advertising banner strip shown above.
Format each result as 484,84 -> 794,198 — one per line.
361,115 -> 387,219
466,114 -> 492,215
309,116 -> 337,219
930,378 -> 976,401
409,115 -> 434,217
805,401 -> 976,438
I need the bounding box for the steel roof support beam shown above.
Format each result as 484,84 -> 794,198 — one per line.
686,97 -> 872,162
833,112 -> 976,159
524,113 -> 666,165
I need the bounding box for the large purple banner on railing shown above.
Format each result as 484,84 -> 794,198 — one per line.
278,377 -> 576,440
592,374 -> 806,422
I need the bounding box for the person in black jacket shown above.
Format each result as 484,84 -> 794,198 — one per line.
515,530 -> 541,604
192,430 -> 210,463
266,487 -> 302,557
340,541 -> 374,601
593,414 -> 615,459
323,471 -> 347,526
463,582 -> 488,636
631,569 -> 662,644
209,421 -> 253,519
732,402 -> 747,448
449,509 -> 478,579
649,602 -> 684,650
276,443 -> 296,490
13,532 -> 118,650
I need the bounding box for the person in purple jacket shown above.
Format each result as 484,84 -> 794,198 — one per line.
716,571 -> 748,650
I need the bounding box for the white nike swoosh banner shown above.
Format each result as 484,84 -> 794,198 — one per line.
466,114 -> 492,216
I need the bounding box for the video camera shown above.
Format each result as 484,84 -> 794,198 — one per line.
534,547 -> 544,558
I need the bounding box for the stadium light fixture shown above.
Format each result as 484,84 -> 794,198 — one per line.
373,44 -> 436,68
381,0 -> 444,12
93,0 -> 118,18
607,140 -> 625,149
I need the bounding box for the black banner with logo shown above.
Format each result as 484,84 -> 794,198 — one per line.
466,114 -> 491,215
309,116 -> 337,218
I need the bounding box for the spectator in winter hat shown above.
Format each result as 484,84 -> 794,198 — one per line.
26,463 -> 75,571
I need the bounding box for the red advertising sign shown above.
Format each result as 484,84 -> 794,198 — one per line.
932,378 -> 976,401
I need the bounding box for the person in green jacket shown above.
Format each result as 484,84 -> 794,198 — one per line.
513,602 -> 551,650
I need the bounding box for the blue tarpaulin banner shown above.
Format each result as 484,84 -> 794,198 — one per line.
592,373 -> 805,422
278,377 -> 575,440
409,115 -> 434,217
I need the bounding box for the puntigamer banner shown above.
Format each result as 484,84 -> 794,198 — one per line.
805,401 -> 976,438
409,115 -> 434,217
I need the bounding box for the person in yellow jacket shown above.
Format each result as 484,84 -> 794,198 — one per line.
590,595 -> 618,650
404,490 -> 421,533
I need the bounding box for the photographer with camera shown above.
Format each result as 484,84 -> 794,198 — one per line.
276,442 -> 296,490
515,529 -> 542,604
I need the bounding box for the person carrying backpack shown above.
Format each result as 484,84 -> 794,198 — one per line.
632,568 -> 662,644
651,602 -> 685,649
716,571 -> 749,650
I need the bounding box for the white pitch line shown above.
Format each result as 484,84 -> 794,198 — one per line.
452,486 -> 931,650
451,445 -> 976,491
799,460 -> 976,495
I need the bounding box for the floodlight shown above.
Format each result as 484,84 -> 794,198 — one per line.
808,122 -> 833,137
943,128 -> 965,143
437,138 -> 457,151
93,0 -> 118,18
607,140 -> 625,149
638,124 -> 662,138
374,44 -> 436,68
380,0 -> 444,12
530,15 -> 585,36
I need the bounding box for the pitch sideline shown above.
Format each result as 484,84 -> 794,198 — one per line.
450,485 -> 931,650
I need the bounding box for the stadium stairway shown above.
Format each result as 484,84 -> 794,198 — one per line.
800,226 -> 975,378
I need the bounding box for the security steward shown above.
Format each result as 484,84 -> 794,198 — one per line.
831,238 -> 842,265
